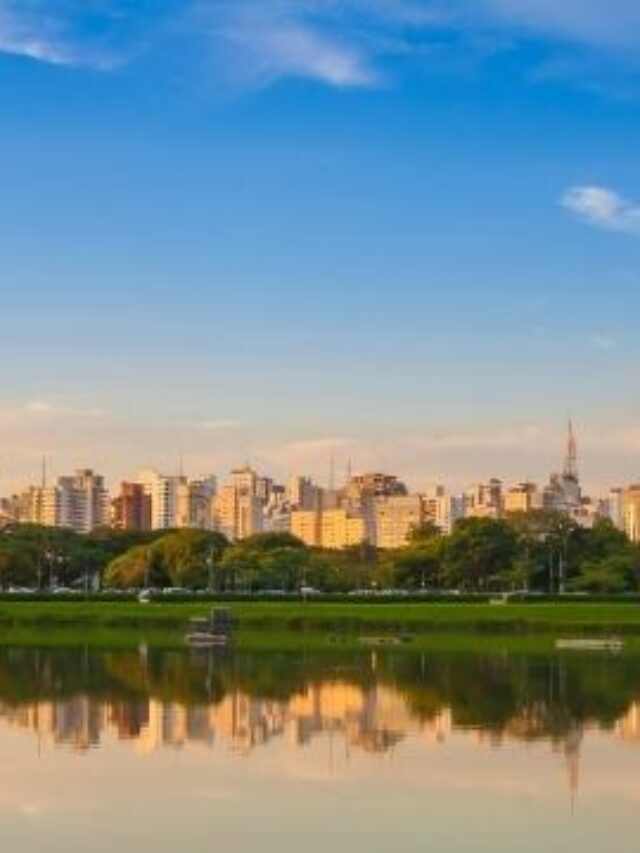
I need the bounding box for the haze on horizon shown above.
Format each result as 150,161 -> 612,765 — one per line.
1,1 -> 639,495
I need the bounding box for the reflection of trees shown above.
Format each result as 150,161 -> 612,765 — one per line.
383,651 -> 640,740
0,646 -> 639,747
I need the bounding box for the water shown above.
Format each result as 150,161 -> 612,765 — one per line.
0,643 -> 639,852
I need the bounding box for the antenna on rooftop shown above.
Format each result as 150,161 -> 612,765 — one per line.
329,454 -> 335,492
563,418 -> 579,481
41,456 -> 47,489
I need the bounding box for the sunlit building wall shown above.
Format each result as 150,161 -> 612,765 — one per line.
623,486 -> 640,543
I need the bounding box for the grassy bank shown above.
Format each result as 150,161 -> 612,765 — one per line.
0,599 -> 639,635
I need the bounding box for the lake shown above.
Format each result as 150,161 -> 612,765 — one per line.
0,643 -> 639,852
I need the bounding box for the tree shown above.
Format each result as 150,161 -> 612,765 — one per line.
104,530 -> 229,589
568,554 -> 637,594
220,532 -> 309,591
444,518 -> 518,591
392,537 -> 444,589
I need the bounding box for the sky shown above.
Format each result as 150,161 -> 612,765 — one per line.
0,0 -> 640,494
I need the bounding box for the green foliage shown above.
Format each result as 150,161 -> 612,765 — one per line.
104,530 -> 229,588
0,525 -> 164,590
443,518 -> 518,591
220,532 -> 308,591
1,512 -> 639,594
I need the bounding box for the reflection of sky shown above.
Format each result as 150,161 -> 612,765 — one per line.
1,690 -> 640,852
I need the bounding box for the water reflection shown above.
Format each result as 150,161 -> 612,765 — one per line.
0,644 -> 639,801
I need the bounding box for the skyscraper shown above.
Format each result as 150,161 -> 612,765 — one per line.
543,422 -> 582,513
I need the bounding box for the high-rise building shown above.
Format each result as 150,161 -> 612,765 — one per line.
231,467 -> 258,497
193,476 -> 217,528
320,509 -> 367,549
543,422 -> 582,513
374,495 -> 425,549
135,470 -> 184,530
213,481 -> 263,541
288,476 -> 322,511
291,508 -> 367,549
19,470 -> 109,534
111,483 -> 152,531
58,470 -> 110,533
135,470 -> 217,531
422,488 -> 463,534
504,482 -> 540,514
464,479 -> 503,519
623,486 -> 640,543
608,488 -> 624,530
343,472 -> 407,506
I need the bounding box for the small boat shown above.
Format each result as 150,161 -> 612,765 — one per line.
555,638 -> 624,653
185,609 -> 234,648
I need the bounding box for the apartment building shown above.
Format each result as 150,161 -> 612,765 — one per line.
291,508 -> 366,549
504,482 -> 540,514
111,483 -> 152,531
623,486 -> 640,543
374,495 -> 425,549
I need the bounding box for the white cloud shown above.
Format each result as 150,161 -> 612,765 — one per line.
26,400 -> 54,415
197,418 -> 245,431
3,400 -> 109,422
589,333 -> 617,351
474,0 -> 640,49
0,32 -> 74,66
0,1 -> 141,69
561,186 -> 640,235
407,424 -> 543,451
1,1 -> 639,88
210,5 -> 380,89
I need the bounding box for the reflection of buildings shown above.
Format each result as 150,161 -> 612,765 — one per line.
616,702 -> 640,741
7,677 -> 640,804
0,682 -> 431,757
0,697 -> 105,752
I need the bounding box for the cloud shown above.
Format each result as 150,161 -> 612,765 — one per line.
205,3 -> 381,89
1,1 -> 640,90
589,333 -> 617,351
407,424 -> 543,451
0,0 -> 160,70
473,0 -> 640,50
562,186 -> 640,235
199,0 -> 640,91
26,400 -> 54,415
4,400 -> 109,422
196,418 -> 245,431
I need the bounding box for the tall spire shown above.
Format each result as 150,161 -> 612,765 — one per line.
563,419 -> 578,481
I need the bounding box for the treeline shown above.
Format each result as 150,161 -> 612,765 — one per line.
0,510 -> 639,593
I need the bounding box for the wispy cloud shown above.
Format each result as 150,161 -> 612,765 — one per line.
2,1 -> 640,90
203,2 -> 382,89
196,418 -> 245,431
473,0 -> 640,50
589,333 -> 618,351
17,400 -> 108,421
407,424 -> 543,451
562,185 -> 640,235
0,0 -> 159,70
198,0 -> 640,90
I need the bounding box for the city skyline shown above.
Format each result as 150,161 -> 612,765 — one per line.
5,421 -> 639,548
1,3 -> 640,494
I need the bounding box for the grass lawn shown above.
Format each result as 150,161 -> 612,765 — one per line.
0,599 -> 639,634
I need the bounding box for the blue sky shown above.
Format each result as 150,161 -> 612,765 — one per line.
1,0 -> 640,493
